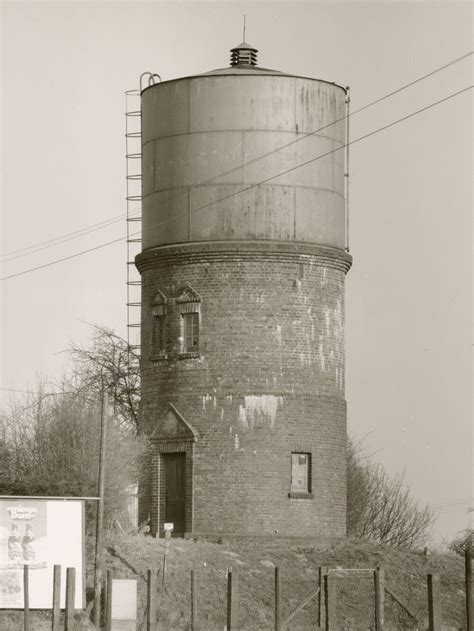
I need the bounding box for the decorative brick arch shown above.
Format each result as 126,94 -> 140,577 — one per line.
176,284 -> 201,305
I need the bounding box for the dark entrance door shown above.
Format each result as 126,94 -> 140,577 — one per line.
164,453 -> 186,535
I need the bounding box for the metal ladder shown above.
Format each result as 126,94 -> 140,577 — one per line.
125,73 -> 161,354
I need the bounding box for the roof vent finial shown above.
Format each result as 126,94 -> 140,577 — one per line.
230,19 -> 258,67
230,40 -> 258,67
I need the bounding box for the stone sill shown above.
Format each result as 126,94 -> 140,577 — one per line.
288,491 -> 314,500
150,352 -> 167,361
178,351 -> 200,360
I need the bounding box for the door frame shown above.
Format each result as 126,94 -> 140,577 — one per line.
163,452 -> 186,534
151,439 -> 194,537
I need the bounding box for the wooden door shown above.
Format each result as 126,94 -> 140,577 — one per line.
164,453 -> 186,535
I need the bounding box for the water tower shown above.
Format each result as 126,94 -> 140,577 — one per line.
136,41 -> 352,539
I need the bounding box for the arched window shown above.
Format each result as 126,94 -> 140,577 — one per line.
151,290 -> 167,358
176,284 -> 201,356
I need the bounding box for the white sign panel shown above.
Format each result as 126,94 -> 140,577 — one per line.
0,499 -> 84,609
111,579 -> 137,620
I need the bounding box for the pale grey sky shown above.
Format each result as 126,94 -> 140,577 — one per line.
1,1 -> 472,544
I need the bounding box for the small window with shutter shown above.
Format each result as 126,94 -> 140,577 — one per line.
289,453 -> 313,498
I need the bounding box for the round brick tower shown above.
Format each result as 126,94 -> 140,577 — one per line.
136,42 -> 352,539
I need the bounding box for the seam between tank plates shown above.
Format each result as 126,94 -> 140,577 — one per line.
141,129 -> 345,149
141,184 -> 346,199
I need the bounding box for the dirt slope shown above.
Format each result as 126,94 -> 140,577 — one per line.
0,535 -> 465,629
101,534 -> 466,630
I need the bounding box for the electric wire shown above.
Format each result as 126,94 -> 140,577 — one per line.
0,387 -> 39,394
1,214 -> 127,263
0,386 -> 78,396
2,85 -> 472,280
1,51 -> 471,262
1,85 -> 471,282
436,507 -> 473,516
431,498 -> 473,509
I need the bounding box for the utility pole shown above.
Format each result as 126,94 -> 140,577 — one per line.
466,547 -> 472,631
93,389 -> 108,625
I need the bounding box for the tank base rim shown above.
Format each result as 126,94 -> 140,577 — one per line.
136,239 -> 352,274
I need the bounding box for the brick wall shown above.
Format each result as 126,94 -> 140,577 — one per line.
136,241 -> 351,539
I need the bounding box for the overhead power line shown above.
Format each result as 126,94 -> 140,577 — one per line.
431,498 -> 473,509
0,386 -> 38,394
437,507 -> 473,516
0,84 -> 471,282
0,215 -> 126,264
0,386 -> 77,398
0,51 -> 471,262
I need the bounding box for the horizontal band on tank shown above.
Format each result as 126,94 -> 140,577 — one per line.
142,183 -> 345,198
135,240 -> 352,274
141,129 -> 346,149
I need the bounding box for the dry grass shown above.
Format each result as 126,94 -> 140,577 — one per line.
0,535 -> 466,630
102,534 -> 465,630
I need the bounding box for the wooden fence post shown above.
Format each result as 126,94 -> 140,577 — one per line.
226,568 -> 239,631
191,569 -> 197,631
147,568 -> 158,631
274,566 -> 281,631
427,573 -> 441,631
52,565 -> 61,631
374,566 -> 385,631
466,549 -> 472,631
318,566 -> 327,629
64,567 -> 75,631
104,570 -> 112,631
23,564 -> 30,631
324,573 -> 336,631
162,530 -> 171,586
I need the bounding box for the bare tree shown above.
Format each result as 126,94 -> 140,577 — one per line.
449,529 -> 473,556
347,437 -> 435,548
0,325 -> 146,524
1,387 -> 147,525
68,325 -> 140,432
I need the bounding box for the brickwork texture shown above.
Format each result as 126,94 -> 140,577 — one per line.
137,241 -> 351,539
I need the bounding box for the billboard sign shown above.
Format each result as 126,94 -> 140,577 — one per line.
0,498 -> 84,609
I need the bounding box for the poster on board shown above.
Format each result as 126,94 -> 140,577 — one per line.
0,499 -> 84,609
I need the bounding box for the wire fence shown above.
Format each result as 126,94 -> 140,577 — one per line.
98,557 -> 473,630
332,574 -> 375,630
3,551 -> 472,630
385,577 -> 426,628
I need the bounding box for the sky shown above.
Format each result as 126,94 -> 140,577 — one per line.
0,1 -> 472,545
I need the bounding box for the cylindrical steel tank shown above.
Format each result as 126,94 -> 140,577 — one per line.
137,44 -> 352,540
141,69 -> 346,250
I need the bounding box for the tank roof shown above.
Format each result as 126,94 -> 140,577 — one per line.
199,65 -> 285,76
142,67 -> 347,95
141,41 -> 348,93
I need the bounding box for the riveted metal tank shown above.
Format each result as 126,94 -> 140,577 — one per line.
140,54 -> 347,252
